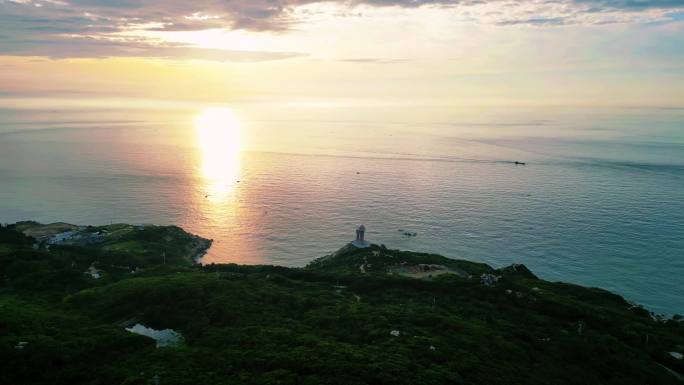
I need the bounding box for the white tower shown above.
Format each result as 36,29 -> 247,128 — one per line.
352,225 -> 369,248
356,225 -> 365,243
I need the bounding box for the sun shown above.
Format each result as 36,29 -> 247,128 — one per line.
196,107 -> 242,160
195,107 -> 242,198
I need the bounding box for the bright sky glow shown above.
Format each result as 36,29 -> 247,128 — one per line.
0,0 -> 683,107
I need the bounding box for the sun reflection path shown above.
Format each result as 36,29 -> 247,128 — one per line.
189,107 -> 261,264
195,107 -> 242,201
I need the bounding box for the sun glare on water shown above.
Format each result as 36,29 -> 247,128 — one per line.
195,107 -> 242,200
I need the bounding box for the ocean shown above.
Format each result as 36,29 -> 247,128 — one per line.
1,104 -> 683,315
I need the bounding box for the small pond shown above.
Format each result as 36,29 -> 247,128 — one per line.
125,323 -> 183,347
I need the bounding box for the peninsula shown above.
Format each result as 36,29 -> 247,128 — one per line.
1,222 -> 683,385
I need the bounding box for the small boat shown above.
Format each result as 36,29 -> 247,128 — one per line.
514,161 -> 526,165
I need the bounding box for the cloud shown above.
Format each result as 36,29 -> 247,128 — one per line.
339,57 -> 411,63
0,0 -> 310,60
0,0 -> 682,60
0,36 -> 305,61
573,0 -> 684,9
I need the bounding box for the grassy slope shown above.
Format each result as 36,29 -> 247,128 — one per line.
0,224 -> 683,385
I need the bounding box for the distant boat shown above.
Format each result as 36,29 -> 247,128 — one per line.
514,161 -> 526,165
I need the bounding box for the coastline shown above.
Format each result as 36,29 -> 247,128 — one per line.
7,220 -> 682,317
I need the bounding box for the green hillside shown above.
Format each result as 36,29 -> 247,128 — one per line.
1,223 -> 682,385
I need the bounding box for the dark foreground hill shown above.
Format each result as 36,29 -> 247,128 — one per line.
1,222 -> 683,385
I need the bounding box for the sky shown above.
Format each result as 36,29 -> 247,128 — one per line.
1,0 -> 683,108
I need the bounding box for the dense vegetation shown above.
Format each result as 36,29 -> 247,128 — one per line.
1,222 -> 683,385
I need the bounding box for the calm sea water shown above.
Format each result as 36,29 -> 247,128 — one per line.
1,104 -> 683,315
